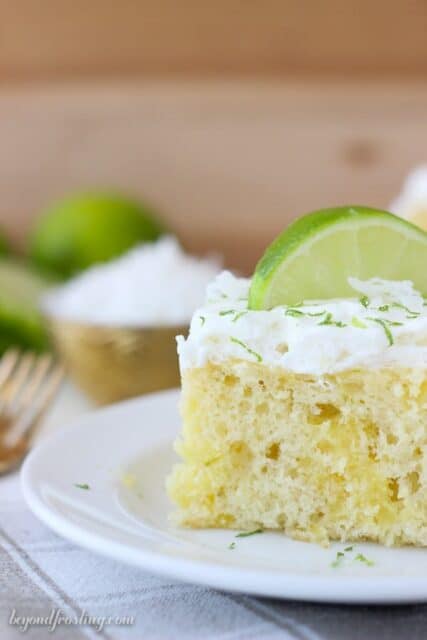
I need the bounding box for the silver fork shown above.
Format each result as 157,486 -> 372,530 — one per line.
0,349 -> 64,474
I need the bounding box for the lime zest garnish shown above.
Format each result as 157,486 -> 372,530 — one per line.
285,308 -> 327,318
232,311 -> 248,322
367,317 -> 394,345
331,546 -> 374,568
219,309 -> 249,322
307,310 -> 327,317
318,312 -> 346,328
199,316 -> 206,326
235,528 -> 264,538
228,541 -> 236,550
74,483 -> 90,490
378,302 -> 419,317
331,551 -> 345,568
355,553 -> 374,567
391,302 -> 420,316
351,317 -> 367,329
360,296 -> 370,308
285,308 -> 305,317
230,337 -> 262,362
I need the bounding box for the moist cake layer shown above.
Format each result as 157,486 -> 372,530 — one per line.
168,361 -> 427,546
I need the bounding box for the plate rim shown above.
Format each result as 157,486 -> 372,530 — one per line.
21,389 -> 427,605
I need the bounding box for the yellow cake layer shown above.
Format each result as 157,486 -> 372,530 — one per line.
167,360 -> 427,546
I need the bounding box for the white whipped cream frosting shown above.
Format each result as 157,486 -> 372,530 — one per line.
177,271 -> 427,375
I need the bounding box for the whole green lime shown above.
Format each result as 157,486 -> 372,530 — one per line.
0,258 -> 50,355
0,229 -> 10,256
29,193 -> 166,279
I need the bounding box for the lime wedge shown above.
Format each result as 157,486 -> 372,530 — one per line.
0,260 -> 50,354
249,206 -> 427,309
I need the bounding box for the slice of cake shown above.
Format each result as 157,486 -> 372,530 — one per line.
167,207 -> 427,546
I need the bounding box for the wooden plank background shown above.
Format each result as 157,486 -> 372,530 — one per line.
1,81 -> 426,272
1,1 -> 427,81
1,3 -> 426,270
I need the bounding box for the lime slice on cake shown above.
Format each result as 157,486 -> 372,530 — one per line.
249,205 -> 427,309
0,259 -> 50,354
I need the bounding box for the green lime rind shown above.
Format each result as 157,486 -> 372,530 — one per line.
29,192 -> 167,280
0,306 -> 48,354
0,259 -> 50,354
249,206 -> 427,309
0,230 -> 9,257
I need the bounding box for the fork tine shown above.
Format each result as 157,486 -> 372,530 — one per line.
0,352 -> 36,414
30,363 -> 65,425
0,349 -> 20,390
3,361 -> 65,448
14,353 -> 54,415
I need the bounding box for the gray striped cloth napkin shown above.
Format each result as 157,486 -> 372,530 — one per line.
1,386 -> 426,639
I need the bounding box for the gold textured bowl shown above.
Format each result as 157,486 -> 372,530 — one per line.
48,318 -> 187,405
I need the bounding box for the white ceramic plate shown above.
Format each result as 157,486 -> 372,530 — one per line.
22,389 -> 427,604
